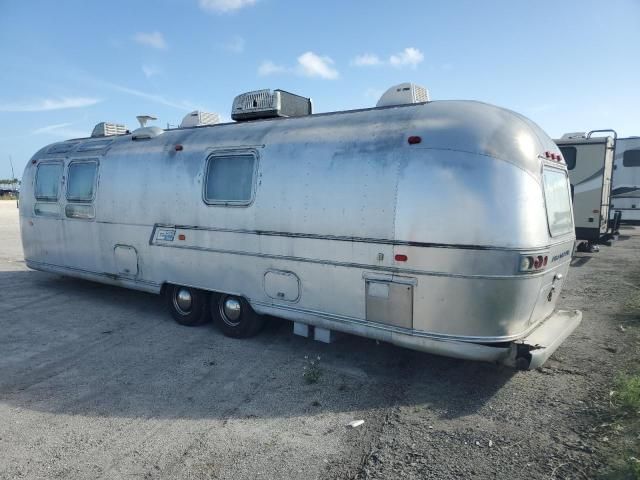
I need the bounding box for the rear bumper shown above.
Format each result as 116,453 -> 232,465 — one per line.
503,309 -> 583,369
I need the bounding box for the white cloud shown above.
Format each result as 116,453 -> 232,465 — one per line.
222,35 -> 245,53
133,31 -> 167,50
389,47 -> 424,68
351,47 -> 424,69
32,123 -> 88,138
103,82 -> 196,111
297,52 -> 339,79
258,60 -> 288,76
352,54 -> 382,67
142,65 -> 161,78
199,0 -> 256,13
0,97 -> 101,112
258,52 -> 339,80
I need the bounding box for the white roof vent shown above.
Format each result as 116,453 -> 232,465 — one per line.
561,132 -> 587,139
91,122 -> 127,137
180,110 -> 220,128
376,82 -> 430,107
231,89 -> 312,122
131,126 -> 164,141
136,115 -> 157,128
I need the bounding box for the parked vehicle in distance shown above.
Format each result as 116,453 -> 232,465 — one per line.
610,136 -> 640,223
555,130 -> 618,252
19,83 -> 581,369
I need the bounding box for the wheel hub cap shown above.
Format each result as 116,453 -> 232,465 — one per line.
175,288 -> 192,313
223,297 -> 241,322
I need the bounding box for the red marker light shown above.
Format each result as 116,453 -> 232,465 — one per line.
175,144 -> 183,151
178,234 -> 186,241
407,136 -> 421,145
394,254 -> 408,262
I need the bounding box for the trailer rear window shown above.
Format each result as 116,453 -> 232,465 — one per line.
623,149 -> 640,167
35,162 -> 63,201
559,147 -> 576,170
204,153 -> 256,205
67,161 -> 98,202
543,168 -> 573,237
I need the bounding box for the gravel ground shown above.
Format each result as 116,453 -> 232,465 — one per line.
0,200 -> 638,479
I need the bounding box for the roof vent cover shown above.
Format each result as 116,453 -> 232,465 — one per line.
91,122 -> 127,137
231,89 -> 312,122
376,82 -> 430,107
561,132 -> 587,139
180,110 -> 220,128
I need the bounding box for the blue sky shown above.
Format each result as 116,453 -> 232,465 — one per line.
1,0 -> 639,179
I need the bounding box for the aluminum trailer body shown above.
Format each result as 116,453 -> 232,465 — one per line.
611,137 -> 640,222
555,134 -> 615,245
19,99 -> 580,369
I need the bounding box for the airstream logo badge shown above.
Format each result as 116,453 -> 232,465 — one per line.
551,250 -> 570,262
156,228 -> 176,242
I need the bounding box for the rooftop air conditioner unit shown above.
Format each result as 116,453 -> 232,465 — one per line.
561,132 -> 587,140
91,122 -> 127,137
231,89 -> 312,122
376,82 -> 430,107
180,110 -> 220,128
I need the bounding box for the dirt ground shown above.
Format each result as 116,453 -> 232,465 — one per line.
0,200 -> 638,480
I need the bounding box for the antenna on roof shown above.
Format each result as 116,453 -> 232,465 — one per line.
136,115 -> 157,128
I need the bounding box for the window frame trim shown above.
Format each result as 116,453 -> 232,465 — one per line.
34,159 -> 64,202
541,164 -> 574,238
66,158 -> 99,203
202,149 -> 259,207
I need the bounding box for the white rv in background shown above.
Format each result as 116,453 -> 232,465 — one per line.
610,137 -> 640,223
555,130 -> 618,252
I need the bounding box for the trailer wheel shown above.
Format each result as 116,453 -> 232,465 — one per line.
213,294 -> 264,338
166,285 -> 211,326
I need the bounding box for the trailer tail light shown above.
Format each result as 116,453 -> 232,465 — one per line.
544,151 -> 564,163
407,136 -> 421,145
519,254 -> 548,273
394,254 -> 408,262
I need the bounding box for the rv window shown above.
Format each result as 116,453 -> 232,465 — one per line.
34,162 -> 63,201
67,161 -> 98,202
204,154 -> 256,204
623,149 -> 640,167
559,147 -> 576,170
543,168 -> 573,237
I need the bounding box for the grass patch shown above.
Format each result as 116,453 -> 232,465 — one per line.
302,355 -> 322,384
602,374 -> 640,479
613,375 -> 640,413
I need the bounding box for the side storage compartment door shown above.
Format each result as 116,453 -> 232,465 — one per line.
114,245 -> 139,277
365,274 -> 414,329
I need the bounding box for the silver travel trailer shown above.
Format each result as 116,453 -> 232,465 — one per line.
610,136 -> 640,223
554,130 -> 617,252
19,84 -> 581,369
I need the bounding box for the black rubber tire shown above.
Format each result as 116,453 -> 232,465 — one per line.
212,294 -> 265,338
165,284 -> 211,326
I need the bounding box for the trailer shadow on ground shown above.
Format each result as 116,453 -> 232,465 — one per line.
0,269 -> 515,423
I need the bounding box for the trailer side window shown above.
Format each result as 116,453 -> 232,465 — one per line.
35,162 -> 63,201
623,149 -> 640,167
559,147 -> 576,170
204,153 -> 256,205
543,168 -> 573,237
67,161 -> 98,202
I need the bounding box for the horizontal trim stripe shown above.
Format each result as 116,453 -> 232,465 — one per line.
152,223 -> 572,252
